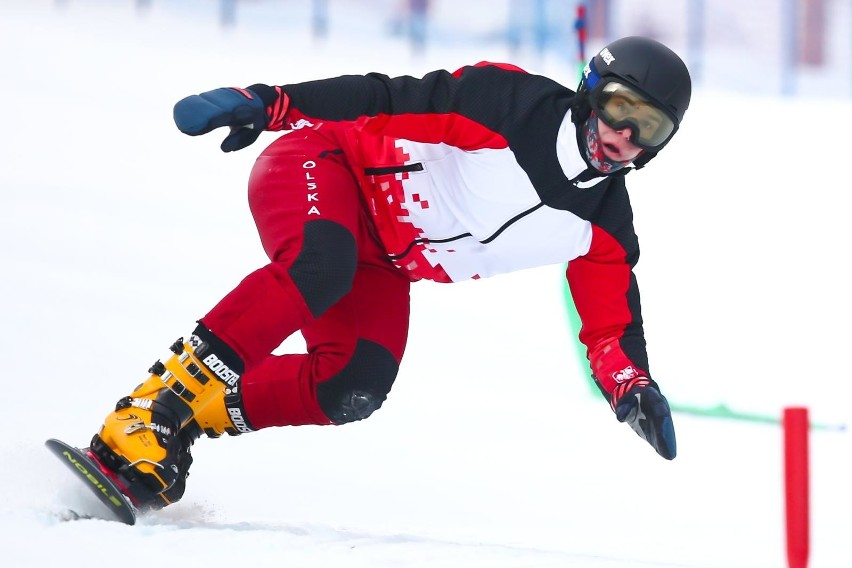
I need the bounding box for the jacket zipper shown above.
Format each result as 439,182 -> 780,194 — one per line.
364,163 -> 424,176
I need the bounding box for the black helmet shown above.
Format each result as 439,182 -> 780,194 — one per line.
576,36 -> 692,164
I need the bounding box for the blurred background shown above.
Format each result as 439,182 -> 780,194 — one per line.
44,0 -> 852,98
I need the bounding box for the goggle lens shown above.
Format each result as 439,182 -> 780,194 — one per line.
594,82 -> 676,149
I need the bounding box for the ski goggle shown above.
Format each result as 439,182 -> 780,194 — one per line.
589,81 -> 677,150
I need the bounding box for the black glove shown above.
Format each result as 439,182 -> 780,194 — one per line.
611,376 -> 677,460
173,85 -> 285,152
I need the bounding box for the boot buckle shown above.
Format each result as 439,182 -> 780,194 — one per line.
124,420 -> 148,435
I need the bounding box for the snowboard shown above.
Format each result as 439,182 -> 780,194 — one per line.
45,438 -> 137,525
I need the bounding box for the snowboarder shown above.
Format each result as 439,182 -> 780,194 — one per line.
87,36 -> 692,510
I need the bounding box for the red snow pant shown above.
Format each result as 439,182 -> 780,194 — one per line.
199,128 -> 411,428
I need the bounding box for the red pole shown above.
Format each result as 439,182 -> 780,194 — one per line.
800,0 -> 825,65
574,3 -> 587,81
784,407 -> 810,568
575,4 -> 587,62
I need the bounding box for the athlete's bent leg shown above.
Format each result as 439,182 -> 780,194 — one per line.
241,255 -> 411,427
201,129 -> 364,368
89,129 -> 370,508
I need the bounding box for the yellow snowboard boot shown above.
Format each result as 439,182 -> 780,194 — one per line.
89,326 -> 254,509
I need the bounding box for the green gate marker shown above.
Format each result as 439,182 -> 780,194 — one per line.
561,271 -> 844,431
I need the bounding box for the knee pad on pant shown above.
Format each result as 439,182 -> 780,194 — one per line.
289,219 -> 357,318
316,339 -> 399,424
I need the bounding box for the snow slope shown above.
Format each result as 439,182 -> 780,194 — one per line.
0,2 -> 849,567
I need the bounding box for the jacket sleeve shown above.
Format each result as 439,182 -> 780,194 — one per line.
566,185 -> 651,397
277,62 -> 560,151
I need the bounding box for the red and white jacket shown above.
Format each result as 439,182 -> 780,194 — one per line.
275,62 -> 652,395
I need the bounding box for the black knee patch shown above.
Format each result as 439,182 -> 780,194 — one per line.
316,339 -> 399,424
289,219 -> 357,318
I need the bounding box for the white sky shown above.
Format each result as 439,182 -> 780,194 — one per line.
0,2 -> 849,567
